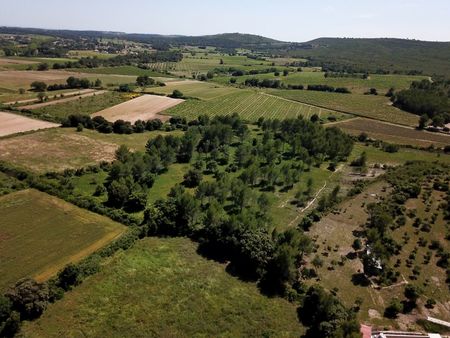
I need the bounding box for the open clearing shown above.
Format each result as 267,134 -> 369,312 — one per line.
22,237 -> 303,337
332,117 -> 450,147
166,90 -> 348,122
0,189 -> 126,290
0,111 -> 59,137
93,94 -> 183,123
0,128 -> 180,173
19,90 -> 108,110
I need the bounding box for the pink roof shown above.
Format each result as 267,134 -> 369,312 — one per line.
361,324 -> 372,338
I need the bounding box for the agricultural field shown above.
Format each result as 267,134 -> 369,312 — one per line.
93,94 -> 183,123
29,91 -> 131,121
149,52 -> 284,77
19,90 -> 108,110
0,189 -> 126,291
269,89 -> 420,126
73,65 -> 172,78
332,117 -> 450,148
21,237 -> 303,337
0,128 -> 178,173
0,111 -> 59,137
165,90 -> 348,122
213,71 -> 427,94
146,80 -> 239,100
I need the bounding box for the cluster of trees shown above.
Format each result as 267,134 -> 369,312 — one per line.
392,79 -> 450,129
30,76 -> 101,92
213,66 -> 281,77
298,285 -> 361,338
244,78 -> 283,88
325,71 -> 368,79
307,84 -> 351,94
62,114 -> 164,135
50,51 -> 183,70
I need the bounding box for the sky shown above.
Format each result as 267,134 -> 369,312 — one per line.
1,0 -> 449,42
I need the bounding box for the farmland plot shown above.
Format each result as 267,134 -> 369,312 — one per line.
0,189 -> 126,290
93,94 -> 183,123
333,117 -> 450,147
0,111 -> 59,137
165,90 -> 347,121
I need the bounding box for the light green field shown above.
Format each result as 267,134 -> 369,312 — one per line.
166,90 -> 347,122
0,189 -> 126,291
145,80 -> 239,100
269,89 -> 419,126
213,71 -> 427,94
30,91 -> 129,120
22,237 -> 303,337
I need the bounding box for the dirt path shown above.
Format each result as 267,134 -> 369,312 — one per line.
19,90 -> 108,110
4,88 -> 98,105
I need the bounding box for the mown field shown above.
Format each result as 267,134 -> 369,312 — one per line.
165,90 -> 347,122
333,117 -> 450,148
73,65 -> 172,78
0,128 -> 181,173
269,89 -> 419,126
21,237 -> 303,337
0,189 -> 126,291
213,71 -> 427,94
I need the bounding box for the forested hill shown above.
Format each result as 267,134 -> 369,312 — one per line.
0,27 -> 286,49
289,37 -> 450,76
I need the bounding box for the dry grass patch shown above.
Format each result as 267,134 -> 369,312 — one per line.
19,90 -> 108,110
93,94 -> 183,123
0,128 -> 117,172
0,111 -> 59,137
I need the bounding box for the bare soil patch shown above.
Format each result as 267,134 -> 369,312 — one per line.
92,94 -> 183,123
0,111 -> 59,137
20,90 -> 108,110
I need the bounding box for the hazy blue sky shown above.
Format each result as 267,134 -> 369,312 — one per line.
1,0 -> 449,42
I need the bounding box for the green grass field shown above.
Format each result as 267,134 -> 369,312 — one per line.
21,237 -> 303,337
269,89 -> 419,126
165,90 -> 348,122
213,71 -> 427,94
0,189 -> 126,291
30,91 -> 129,120
146,80 -> 239,100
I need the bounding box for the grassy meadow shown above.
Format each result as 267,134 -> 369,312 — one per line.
0,189 -> 126,291
21,237 -> 303,338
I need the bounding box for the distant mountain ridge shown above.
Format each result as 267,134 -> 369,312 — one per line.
1,27 -> 450,75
